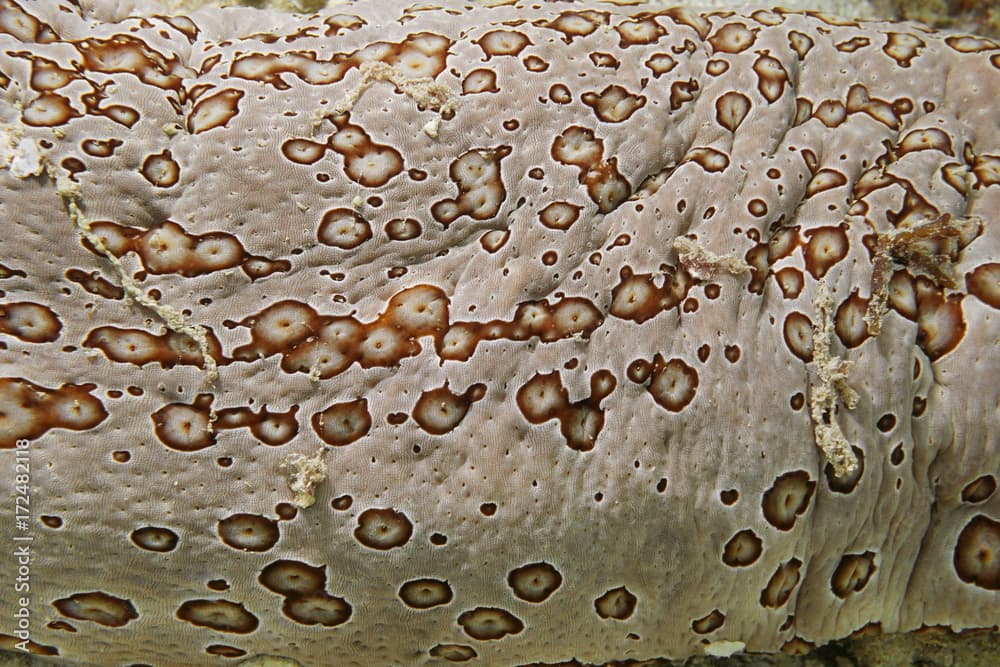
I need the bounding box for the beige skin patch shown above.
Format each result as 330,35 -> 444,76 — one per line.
0,0 -> 997,665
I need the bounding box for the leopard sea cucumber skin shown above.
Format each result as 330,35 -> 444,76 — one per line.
0,0 -> 997,665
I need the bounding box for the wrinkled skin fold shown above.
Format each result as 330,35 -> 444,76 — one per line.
0,0 -> 997,665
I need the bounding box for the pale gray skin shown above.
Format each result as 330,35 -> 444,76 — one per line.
0,1 -> 997,665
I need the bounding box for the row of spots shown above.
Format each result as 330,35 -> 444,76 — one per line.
780,270 -> 973,363
229,32 -> 450,91
7,350 -> 706,454
10,21 -> 453,134
438,296 -> 603,362
149,382 -> 482,452
84,327 -> 225,371
43,514 -> 992,661
228,285 -> 449,375
83,219 -> 289,280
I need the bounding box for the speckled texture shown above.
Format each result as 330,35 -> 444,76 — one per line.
0,0 -> 997,665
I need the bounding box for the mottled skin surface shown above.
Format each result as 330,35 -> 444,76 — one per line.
0,0 -> 997,665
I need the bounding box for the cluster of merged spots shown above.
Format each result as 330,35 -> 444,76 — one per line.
0,378 -> 107,448
82,219 -> 289,281
4,35 -> 176,129
83,326 -> 224,371
626,354 -> 699,412
228,285 -> 448,376
151,394 -> 298,451
64,268 -> 125,300
438,296 -> 603,362
229,30 -> 450,91
285,113 -> 405,189
515,369 -> 616,451
1,0 -> 999,664
550,126 -> 630,213
258,559 -> 352,627
226,284 -> 606,386
609,265 -> 695,324
431,146 -> 511,227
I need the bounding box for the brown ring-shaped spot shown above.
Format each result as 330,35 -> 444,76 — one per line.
507,562 -> 563,603
760,558 -> 802,608
594,586 -> 636,620
217,513 -> 279,552
722,529 -> 763,567
692,609 -> 725,634
429,644 -> 477,662
130,526 -> 179,553
354,508 -> 413,550
762,470 -> 816,530
282,593 -> 351,627
953,514 -> 999,590
312,398 -> 372,446
53,592 -> 138,627
399,578 -> 454,609
831,551 -> 877,598
648,356 -> 698,411
457,607 -> 524,640
258,559 -> 326,597
824,446 -> 864,494
176,599 -> 258,634
961,476 -> 997,504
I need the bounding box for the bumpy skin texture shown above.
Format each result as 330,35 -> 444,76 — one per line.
0,0 -> 998,665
